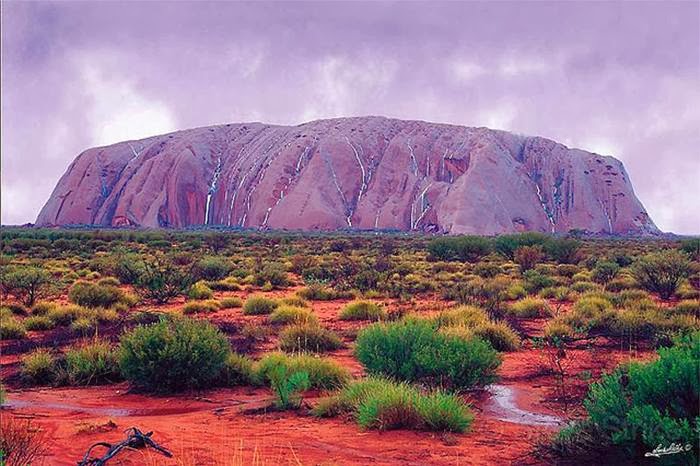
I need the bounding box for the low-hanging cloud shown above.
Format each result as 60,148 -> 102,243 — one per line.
1,1 -> 698,233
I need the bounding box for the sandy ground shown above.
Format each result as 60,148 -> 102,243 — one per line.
1,292 -> 656,465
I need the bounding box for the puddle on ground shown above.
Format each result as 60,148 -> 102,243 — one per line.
484,384 -> 563,427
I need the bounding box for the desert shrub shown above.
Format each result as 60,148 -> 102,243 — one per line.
339,300 -> 387,321
133,256 -> 194,304
508,297 -> 552,318
46,304 -> 86,326
314,377 -> 473,433
119,317 -> 231,392
674,300 -> 700,318
182,300 -> 220,314
543,238 -> 582,264
571,281 -> 599,293
473,262 -> 502,278
21,348 -> 56,384
24,315 -> 55,331
208,277 -> 241,291
556,264 -> 581,277
218,296 -> 243,309
222,353 -> 255,386
506,283 -> 527,300
605,276 -> 636,292
433,306 -> 520,351
97,276 -> 120,287
278,296 -> 309,308
355,319 -> 500,389
0,266 -> 54,306
57,340 -> 121,386
538,286 -> 573,301
544,320 -> 575,340
0,417 -> 48,466
188,281 -> 214,300
269,365 -> 310,409
254,353 -> 350,390
591,260 -> 620,285
269,306 -> 317,325
242,295 -> 278,315
4,303 -> 28,315
71,317 -> 97,335
676,283 -> 700,300
514,246 -> 544,272
574,294 -> 613,315
297,283 -> 339,301
522,270 -> 556,293
279,323 -> 343,353
253,262 -> 289,288
680,238 -> 700,261
0,317 -> 26,340
30,301 -> 56,315
632,250 -> 690,299
440,322 -> 520,352
193,256 -> 232,281
494,233 -> 548,259
68,281 -> 124,308
554,333 -> 699,462
427,236 -> 493,262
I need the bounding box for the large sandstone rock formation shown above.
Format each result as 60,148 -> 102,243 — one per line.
37,116 -> 658,235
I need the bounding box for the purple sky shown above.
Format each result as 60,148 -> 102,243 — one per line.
2,1 -> 699,233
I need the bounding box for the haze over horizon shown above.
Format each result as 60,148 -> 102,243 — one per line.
2,1 -> 699,234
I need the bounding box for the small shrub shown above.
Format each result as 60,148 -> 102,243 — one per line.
591,260 -> 620,285
70,317 -> 97,335
193,256 -> 232,281
182,300 -> 220,314
0,417 -> 48,466
523,270 -> 556,293
119,317 -> 231,392
269,365 -> 310,409
554,333 -> 700,462
68,281 -> 124,308
218,296 -> 243,309
242,295 -> 278,315
0,317 -> 26,340
278,296 -> 309,308
222,353 -> 255,386
508,297 -> 552,318
97,276 -> 120,287
297,283 -> 338,301
254,353 -> 350,390
427,236 -> 493,262
339,300 -> 387,321
58,340 -> 121,386
253,263 -> 289,288
632,250 -> 690,299
355,319 -> 500,389
0,266 -> 54,306
24,315 -> 55,331
269,306 -> 317,325
21,348 -> 56,384
674,300 -> 700,318
279,323 -> 343,353
31,301 -> 56,315
514,245 -> 544,272
315,377 -> 473,433
188,281 -> 214,300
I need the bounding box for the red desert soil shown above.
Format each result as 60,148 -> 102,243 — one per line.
1,294 -> 656,465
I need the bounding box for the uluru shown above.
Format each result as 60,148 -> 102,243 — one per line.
36,116 -> 658,235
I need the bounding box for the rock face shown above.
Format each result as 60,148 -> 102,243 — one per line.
37,116 -> 658,235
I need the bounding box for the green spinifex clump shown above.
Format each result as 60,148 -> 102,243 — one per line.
118,317 -> 230,392
354,319 -> 500,389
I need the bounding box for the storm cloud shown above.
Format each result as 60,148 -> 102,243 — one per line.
2,1 -> 698,233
